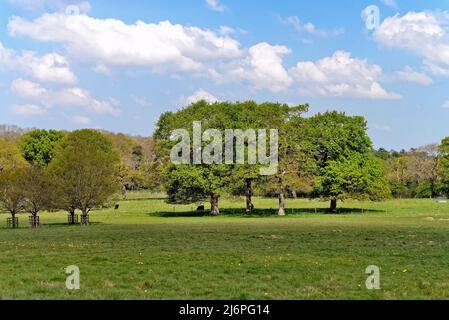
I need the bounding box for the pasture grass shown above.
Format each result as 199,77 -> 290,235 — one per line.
1,194 -> 449,299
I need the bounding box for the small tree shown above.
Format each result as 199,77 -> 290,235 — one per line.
22,166 -> 52,226
0,168 -> 27,228
49,130 -> 121,224
317,153 -> 390,212
304,111 -> 388,212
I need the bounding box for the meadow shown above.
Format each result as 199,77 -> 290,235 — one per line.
1,193 -> 449,300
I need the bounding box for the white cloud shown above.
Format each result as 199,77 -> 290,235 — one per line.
289,51 -> 400,99
8,13 -> 241,73
0,41 -> 76,84
71,115 -> 91,124
93,64 -> 112,76
205,0 -> 226,12
184,89 -> 219,106
11,104 -> 47,117
395,66 -> 433,85
0,42 -> 14,67
381,0 -> 398,9
218,26 -> 234,35
17,52 -> 77,84
374,11 -> 449,75
11,78 -> 120,116
283,16 -> 344,38
442,100 -> 449,109
11,78 -> 47,97
424,61 -> 449,76
227,42 -> 292,92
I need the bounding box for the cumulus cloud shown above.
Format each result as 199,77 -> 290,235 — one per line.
93,64 -> 112,76
0,42 -> 14,66
289,51 -> 400,99
8,13 -> 241,73
227,42 -> 292,92
11,78 -> 120,116
4,11 -> 404,101
11,78 -> 47,98
0,41 -> 76,84
184,89 -> 219,106
395,66 -> 433,85
424,61 -> 449,76
374,11 -> 449,75
11,104 -> 47,117
16,52 -> 77,84
205,0 -> 226,12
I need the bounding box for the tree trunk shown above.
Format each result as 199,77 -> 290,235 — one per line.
292,190 -> 298,199
31,212 -> 38,228
245,178 -> 253,212
11,212 -> 17,228
330,199 -> 337,213
121,185 -> 127,200
278,188 -> 286,216
69,209 -> 76,225
210,195 -> 220,216
81,209 -> 89,226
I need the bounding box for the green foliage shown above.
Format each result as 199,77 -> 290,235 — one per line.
438,137 -> 449,197
164,164 -> 211,204
0,167 -> 27,216
317,153 -> 390,201
155,100 -> 308,213
378,145 -> 440,199
49,129 -> 121,215
22,165 -> 53,216
20,129 -> 65,166
0,139 -> 27,172
304,112 -> 389,208
305,111 -> 372,164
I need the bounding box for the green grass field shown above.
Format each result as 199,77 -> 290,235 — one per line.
1,193 -> 449,300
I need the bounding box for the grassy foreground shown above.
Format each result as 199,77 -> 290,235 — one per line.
1,194 -> 449,300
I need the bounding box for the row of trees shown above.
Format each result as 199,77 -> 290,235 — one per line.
154,101 -> 389,215
0,130 -> 120,227
374,145 -> 441,198
3,100 -> 449,222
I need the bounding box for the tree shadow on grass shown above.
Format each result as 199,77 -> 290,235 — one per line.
125,197 -> 167,202
151,207 -> 383,218
42,222 -> 103,228
0,221 -> 103,231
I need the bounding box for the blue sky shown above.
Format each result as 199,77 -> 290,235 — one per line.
1,0 -> 449,150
